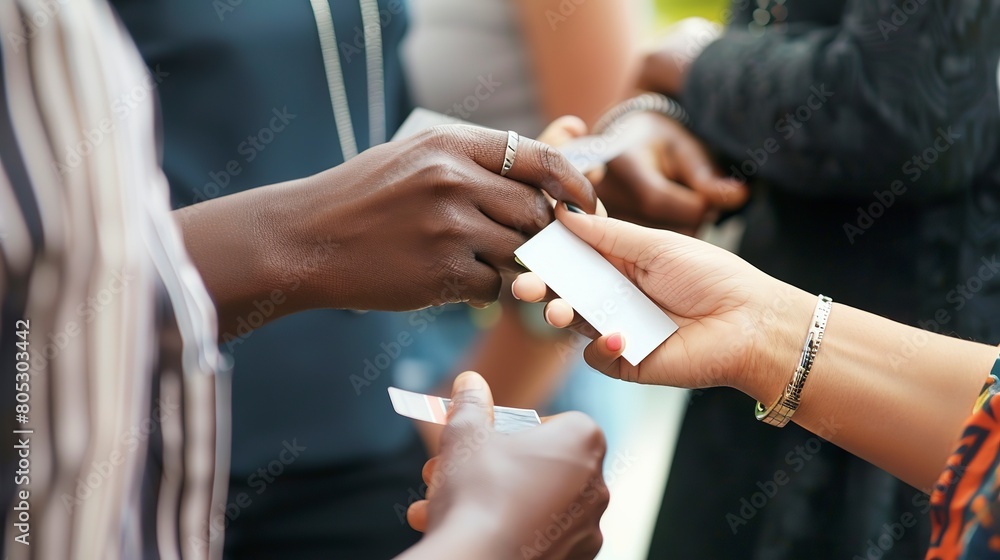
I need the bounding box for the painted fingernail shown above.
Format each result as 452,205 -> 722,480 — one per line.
565,203 -> 585,214
606,333 -> 624,353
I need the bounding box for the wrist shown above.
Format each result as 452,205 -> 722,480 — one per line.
414,504 -> 506,560
638,22 -> 719,96
258,171 -> 355,311
738,283 -> 817,404
637,50 -> 683,96
174,184 -> 321,331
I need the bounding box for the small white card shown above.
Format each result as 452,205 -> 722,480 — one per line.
515,222 -> 678,365
387,387 -> 541,433
391,108 -> 470,141
390,108 -> 645,174
555,118 -> 651,174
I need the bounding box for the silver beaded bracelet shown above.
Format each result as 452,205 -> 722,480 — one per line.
592,92 -> 690,134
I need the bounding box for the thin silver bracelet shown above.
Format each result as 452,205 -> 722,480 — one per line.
593,92 -> 690,134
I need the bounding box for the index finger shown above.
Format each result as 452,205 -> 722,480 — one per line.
431,125 -> 599,214
673,139 -> 748,210
606,152 -> 708,228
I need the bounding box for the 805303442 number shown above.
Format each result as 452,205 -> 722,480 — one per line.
14,319 -> 30,426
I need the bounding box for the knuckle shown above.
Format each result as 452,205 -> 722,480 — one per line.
419,125 -> 453,150
422,124 -> 481,157
425,253 -> 469,306
619,363 -> 637,384
436,252 -> 468,283
596,481 -> 611,511
428,202 -> 471,241
633,183 -> 657,210
450,389 -> 488,411
526,191 -> 553,231
582,342 -> 613,378
559,411 -> 606,456
418,157 -> 464,192
438,426 -> 464,451
584,530 -> 605,558
486,272 -> 503,301
589,427 -> 608,459
447,414 -> 482,435
470,270 -> 502,306
537,142 -> 564,178
492,226 -> 527,253
440,417 -> 477,447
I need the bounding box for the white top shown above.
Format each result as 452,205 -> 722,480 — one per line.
403,0 -> 546,137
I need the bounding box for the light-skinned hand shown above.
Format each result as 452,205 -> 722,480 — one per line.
512,205 -> 813,394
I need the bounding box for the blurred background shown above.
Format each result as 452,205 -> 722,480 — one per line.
653,0 -> 729,24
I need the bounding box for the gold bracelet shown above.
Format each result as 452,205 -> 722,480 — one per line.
755,295 -> 833,427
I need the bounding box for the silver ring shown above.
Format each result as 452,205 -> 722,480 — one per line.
500,130 -> 519,177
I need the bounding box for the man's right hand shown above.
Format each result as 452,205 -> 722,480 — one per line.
286,124 -> 598,311
401,372 -> 609,560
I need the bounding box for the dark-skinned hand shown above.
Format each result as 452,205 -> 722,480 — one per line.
289,121 -> 599,311
403,372 -> 609,560
596,111 -> 748,235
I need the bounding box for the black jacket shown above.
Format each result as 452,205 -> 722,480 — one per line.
650,2 -> 1000,559
687,0 -> 1000,339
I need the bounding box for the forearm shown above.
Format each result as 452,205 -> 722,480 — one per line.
516,0 -> 639,126
743,291 -> 996,490
173,176 -> 325,336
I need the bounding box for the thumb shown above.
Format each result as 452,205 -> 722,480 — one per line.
537,115 -> 588,147
446,371 -> 494,431
440,372 -> 494,455
555,203 -> 663,266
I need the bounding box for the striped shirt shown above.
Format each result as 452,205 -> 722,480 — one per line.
0,1 -> 227,559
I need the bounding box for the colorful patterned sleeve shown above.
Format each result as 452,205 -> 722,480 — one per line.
926,355 -> 1000,560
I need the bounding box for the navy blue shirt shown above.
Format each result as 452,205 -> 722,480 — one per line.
111,0 -> 459,476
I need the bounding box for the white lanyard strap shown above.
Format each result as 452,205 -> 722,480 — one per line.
308,0 -> 386,160
360,0 -> 385,146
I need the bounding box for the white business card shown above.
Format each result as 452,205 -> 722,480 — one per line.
387,387 -> 541,433
555,118 -> 651,174
390,108 -> 470,141
390,108 -> 645,174
515,222 -> 678,365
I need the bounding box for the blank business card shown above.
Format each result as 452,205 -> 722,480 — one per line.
390,108 -> 470,141
555,117 -> 651,174
391,108 -> 645,174
515,222 -> 678,365
387,387 -> 542,433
